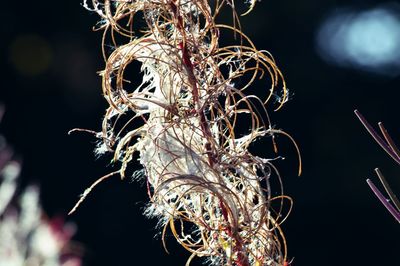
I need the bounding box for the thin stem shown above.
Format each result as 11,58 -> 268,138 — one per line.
354,110 -> 400,165
68,171 -> 119,215
374,168 -> 400,212
366,179 -> 400,223
378,122 -> 400,161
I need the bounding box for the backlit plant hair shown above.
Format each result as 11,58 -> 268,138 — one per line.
70,1 -> 302,265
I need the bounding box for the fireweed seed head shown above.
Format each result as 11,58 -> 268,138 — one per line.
71,1 -> 302,265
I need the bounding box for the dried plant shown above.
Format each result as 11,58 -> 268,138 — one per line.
70,1 -> 301,265
0,107 -> 81,266
355,110 -> 400,223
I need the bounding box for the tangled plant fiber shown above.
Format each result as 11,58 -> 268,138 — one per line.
71,1 -> 301,265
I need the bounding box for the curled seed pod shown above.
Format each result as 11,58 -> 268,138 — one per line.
71,1 -> 302,265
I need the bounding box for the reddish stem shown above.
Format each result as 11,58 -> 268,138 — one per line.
171,1 -> 216,166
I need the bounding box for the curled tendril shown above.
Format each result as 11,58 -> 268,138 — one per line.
71,1 -> 301,265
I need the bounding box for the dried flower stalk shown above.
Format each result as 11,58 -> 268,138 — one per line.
355,110 -> 400,223
71,1 -> 301,265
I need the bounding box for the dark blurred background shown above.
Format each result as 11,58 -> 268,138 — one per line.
1,0 -> 399,265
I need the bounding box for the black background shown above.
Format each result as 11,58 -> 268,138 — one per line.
1,0 -> 399,265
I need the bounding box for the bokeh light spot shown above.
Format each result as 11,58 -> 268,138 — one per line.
316,5 -> 400,76
9,34 -> 53,77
